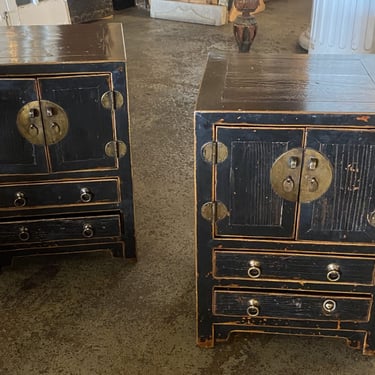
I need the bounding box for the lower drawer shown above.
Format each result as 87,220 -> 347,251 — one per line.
213,289 -> 372,322
0,214 -> 121,244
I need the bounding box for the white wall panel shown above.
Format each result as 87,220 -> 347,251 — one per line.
310,0 -> 375,54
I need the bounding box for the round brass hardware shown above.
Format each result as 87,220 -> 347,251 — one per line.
307,177 -> 319,192
50,122 -> 60,133
82,224 -> 94,238
282,176 -> 295,193
308,157 -> 318,170
29,108 -> 38,118
299,148 -> 333,203
201,142 -> 228,164
367,211 -> 375,227
17,101 -> 45,145
326,263 -> 341,282
247,299 -> 260,317
14,192 -> 27,207
201,201 -> 229,222
18,226 -> 30,242
17,100 -> 69,146
288,156 -> 299,169
29,123 -> 39,135
248,260 -> 261,279
101,91 -> 124,110
80,188 -> 93,203
40,100 -> 69,145
322,299 -> 337,314
270,148 -> 333,203
46,107 -> 54,117
105,141 -> 127,159
270,148 -> 303,202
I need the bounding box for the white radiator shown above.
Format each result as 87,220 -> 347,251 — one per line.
310,0 -> 375,54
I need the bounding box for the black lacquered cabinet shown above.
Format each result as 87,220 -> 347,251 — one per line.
0,23 -> 135,267
195,53 -> 375,355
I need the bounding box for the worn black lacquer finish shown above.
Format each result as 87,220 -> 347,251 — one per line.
195,52 -> 375,355
0,23 -> 136,267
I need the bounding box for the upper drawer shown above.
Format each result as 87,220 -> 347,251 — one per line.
213,289 -> 372,322
0,179 -> 120,211
213,250 -> 375,285
0,214 -> 121,245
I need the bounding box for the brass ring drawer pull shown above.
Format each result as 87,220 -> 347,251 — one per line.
247,299 -> 260,317
327,263 -> 341,282
82,224 -> 94,238
323,299 -> 337,314
18,226 -> 30,241
80,188 -> 93,203
248,260 -> 261,279
14,192 -> 27,207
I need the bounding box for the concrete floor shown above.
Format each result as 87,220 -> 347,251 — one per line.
2,0 -> 375,374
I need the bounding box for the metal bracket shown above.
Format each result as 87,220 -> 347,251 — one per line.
105,140 -> 127,158
201,141 -> 228,164
101,91 -> 124,111
201,201 -> 229,222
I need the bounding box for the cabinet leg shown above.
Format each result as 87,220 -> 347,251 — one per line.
0,256 -> 13,272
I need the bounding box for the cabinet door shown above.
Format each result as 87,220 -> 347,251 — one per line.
38,74 -> 118,172
298,129 -> 375,243
0,78 -> 48,175
215,126 -> 304,238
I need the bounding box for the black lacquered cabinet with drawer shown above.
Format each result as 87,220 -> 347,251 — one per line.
195,53 -> 375,355
0,23 -> 135,267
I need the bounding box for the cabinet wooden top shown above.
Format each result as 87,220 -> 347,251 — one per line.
0,23 -> 126,65
196,52 -> 375,113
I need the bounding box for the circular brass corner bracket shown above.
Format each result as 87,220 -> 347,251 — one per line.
201,142 -> 228,164
201,201 -> 229,222
101,91 -> 124,110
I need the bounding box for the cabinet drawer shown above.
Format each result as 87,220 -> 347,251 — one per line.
0,179 -> 120,210
213,290 -> 372,322
213,250 -> 375,285
0,214 -> 121,244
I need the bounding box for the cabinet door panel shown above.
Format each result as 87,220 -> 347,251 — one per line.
215,126 -> 303,238
0,79 -> 48,174
38,74 -> 117,172
299,129 -> 375,243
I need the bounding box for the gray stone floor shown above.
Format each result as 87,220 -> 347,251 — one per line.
2,1 -> 375,374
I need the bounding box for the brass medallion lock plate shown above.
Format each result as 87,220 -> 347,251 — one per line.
270,148 -> 333,203
101,91 -> 124,110
299,148 -> 333,203
40,100 -> 69,145
16,100 -> 69,146
270,148 -> 303,202
16,101 -> 45,145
